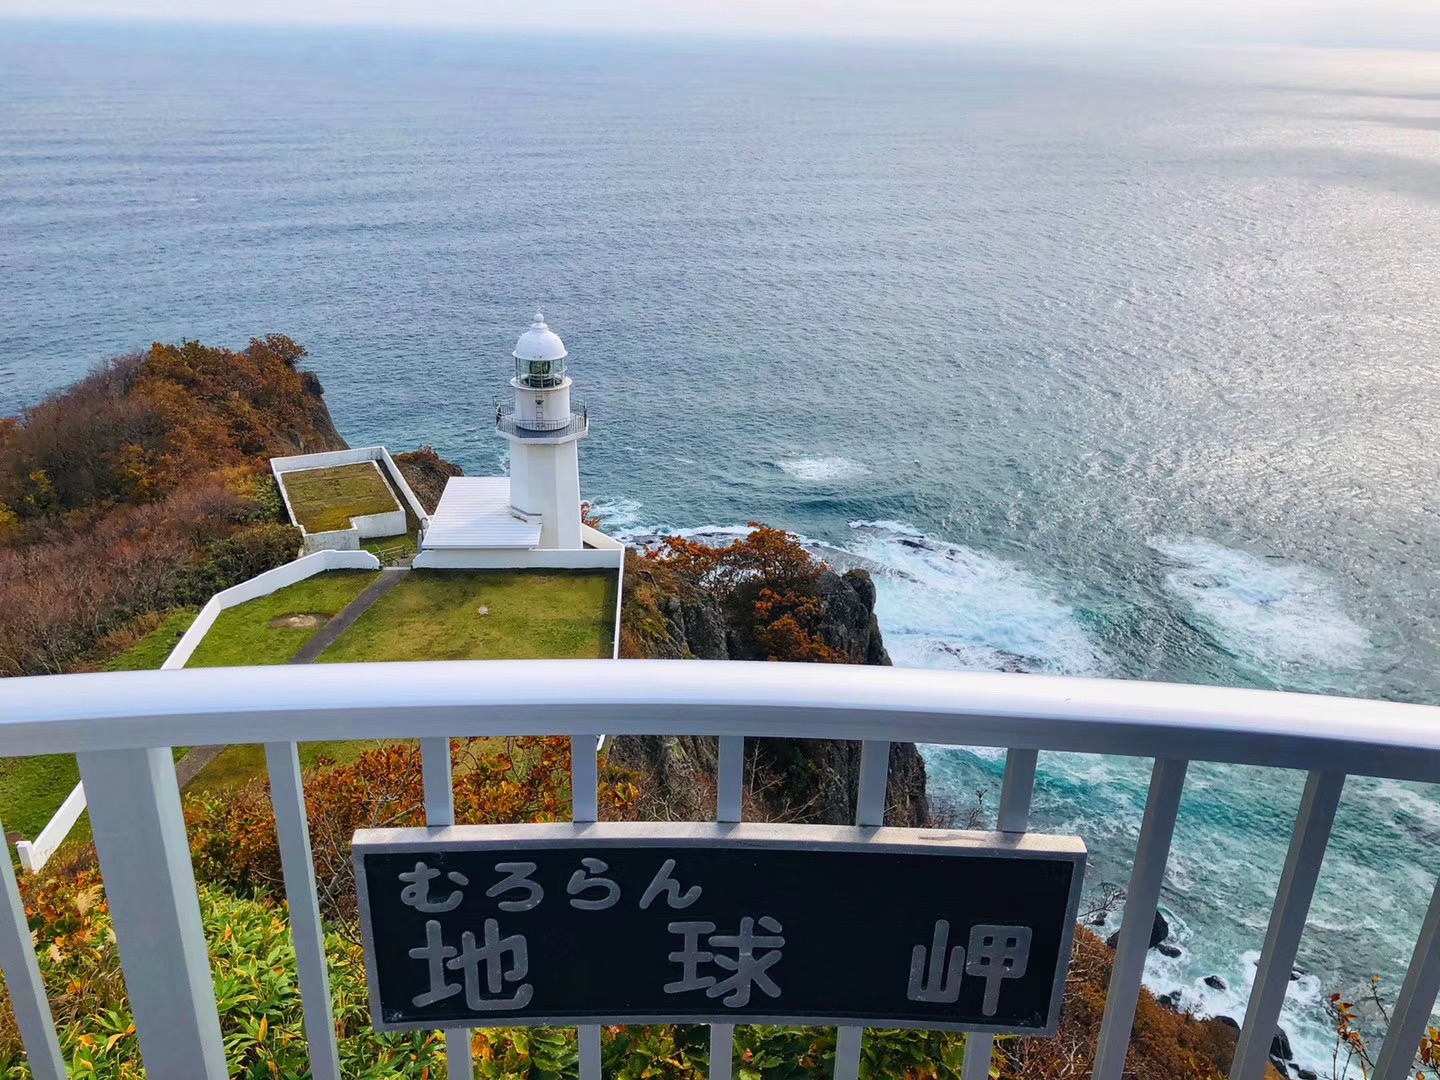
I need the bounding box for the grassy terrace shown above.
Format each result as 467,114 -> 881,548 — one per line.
185,570 -> 377,667
2,568 -> 616,857
187,569 -> 615,793
279,462 -> 400,532
320,569 -> 617,662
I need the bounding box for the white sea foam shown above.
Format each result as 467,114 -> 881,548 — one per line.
846,520 -> 1107,676
585,497 -> 644,532
774,456 -> 872,482
1151,538 -> 1369,678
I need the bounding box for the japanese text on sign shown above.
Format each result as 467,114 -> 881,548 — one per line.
355,823 -> 1084,1034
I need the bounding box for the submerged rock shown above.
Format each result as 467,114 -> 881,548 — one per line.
1205,974 -> 1228,991
1106,910 -> 1170,951
1157,943 -> 1183,958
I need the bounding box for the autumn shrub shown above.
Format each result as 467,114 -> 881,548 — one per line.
1325,976 -> 1440,1080
186,737 -> 641,931
0,335 -> 341,675
0,867 -> 971,1080
0,483 -> 295,676
996,927 -> 1251,1080
640,525 -> 849,664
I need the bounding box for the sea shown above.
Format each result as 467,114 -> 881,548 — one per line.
3,20 -> 1439,1071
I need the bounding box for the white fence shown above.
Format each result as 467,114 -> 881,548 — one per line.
3,662 -> 1440,1080
12,549 -> 381,873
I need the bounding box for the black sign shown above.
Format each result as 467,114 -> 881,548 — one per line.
354,822 -> 1084,1034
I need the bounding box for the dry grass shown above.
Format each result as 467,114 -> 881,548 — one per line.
280,462 -> 398,532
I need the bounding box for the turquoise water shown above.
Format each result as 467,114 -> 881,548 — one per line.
4,22 -> 1440,1068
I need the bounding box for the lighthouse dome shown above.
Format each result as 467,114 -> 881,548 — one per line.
513,313 -> 567,362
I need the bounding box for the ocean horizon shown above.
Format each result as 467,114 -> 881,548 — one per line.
3,20 -> 1439,1069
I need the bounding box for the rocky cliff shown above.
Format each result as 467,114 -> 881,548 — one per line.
610,547 -> 929,827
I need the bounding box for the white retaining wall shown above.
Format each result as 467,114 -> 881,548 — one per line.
302,527 -> 361,554
14,782 -> 87,873
582,524 -> 625,551
272,446 -> 429,552
16,548 -> 381,873
411,547 -> 625,571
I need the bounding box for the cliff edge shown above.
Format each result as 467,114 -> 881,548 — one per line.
610,539 -> 928,828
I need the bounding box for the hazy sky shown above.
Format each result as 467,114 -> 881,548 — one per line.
0,0 -> 1437,47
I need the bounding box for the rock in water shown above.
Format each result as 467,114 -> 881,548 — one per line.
1106,910 -> 1170,951
1204,974 -> 1227,991
1298,1070 -> 1318,1079
1157,943 -> 1182,958
1272,1029 -> 1293,1061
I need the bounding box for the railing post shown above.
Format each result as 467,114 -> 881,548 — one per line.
1092,758 -> 1189,1080
264,743 -> 341,1080
420,737 -> 473,1080
0,813 -> 65,1080
835,740 -> 890,1080
1231,770 -> 1346,1080
962,748 -> 1040,1080
77,747 -> 228,1079
717,735 -> 744,825
573,735 -> 602,1080
712,734 -> 745,1080
1373,873 -> 1440,1080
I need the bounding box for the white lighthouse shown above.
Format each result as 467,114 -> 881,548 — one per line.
495,313 -> 588,550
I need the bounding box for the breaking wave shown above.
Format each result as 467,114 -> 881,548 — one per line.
1150,538 -> 1369,679
843,520 -> 1107,676
773,456 -> 872,482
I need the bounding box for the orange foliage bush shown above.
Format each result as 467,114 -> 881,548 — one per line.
648,524 -> 849,664
0,335 -> 339,674
185,737 -> 640,932
1000,927 -> 1260,1080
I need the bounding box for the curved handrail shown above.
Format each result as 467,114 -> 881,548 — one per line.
4,661 -> 1440,781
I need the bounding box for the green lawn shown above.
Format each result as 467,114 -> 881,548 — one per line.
185,570 -> 378,667
173,570 -> 389,795
104,608 -> 198,671
280,463 -> 399,532
317,570 -> 617,663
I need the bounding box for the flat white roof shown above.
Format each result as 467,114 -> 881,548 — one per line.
421,477 -> 542,550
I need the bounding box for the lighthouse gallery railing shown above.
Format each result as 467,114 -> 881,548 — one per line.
3,659 -> 1440,1080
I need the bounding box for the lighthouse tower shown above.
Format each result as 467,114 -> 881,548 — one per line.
496,313 -> 588,549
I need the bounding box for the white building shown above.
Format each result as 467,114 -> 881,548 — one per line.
414,313 -> 620,568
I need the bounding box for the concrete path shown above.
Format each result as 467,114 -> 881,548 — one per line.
287,566 -> 408,664
175,566 -> 408,791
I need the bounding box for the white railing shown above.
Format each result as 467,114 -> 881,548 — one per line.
3,661 -> 1440,1080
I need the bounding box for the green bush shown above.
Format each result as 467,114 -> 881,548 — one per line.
0,866 -> 966,1079
167,522 -> 301,606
